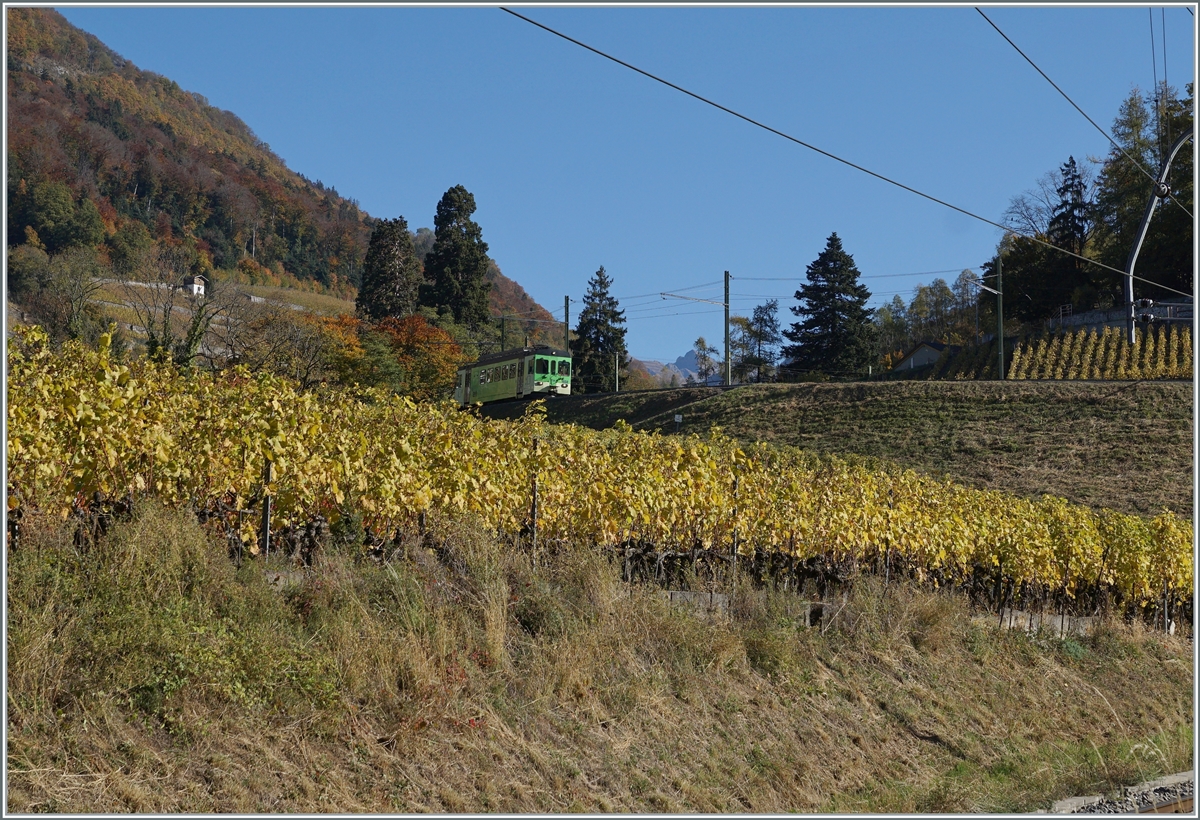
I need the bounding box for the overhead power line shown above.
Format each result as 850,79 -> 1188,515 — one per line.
737,267 -> 974,282
501,8 -> 1191,300
977,7 -> 1192,220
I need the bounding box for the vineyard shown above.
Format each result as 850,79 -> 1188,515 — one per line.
1008,324 -> 1192,381
7,325 -> 1192,622
920,324 -> 1193,381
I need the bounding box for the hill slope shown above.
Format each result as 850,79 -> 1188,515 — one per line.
6,7 -> 558,335
6,503 -> 1192,813
480,381 -> 1194,518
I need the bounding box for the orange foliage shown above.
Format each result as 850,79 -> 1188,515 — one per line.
375,316 -> 465,401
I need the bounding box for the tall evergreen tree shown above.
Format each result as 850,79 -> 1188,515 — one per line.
355,216 -> 423,321
419,185 -> 491,328
781,233 -> 876,379
570,266 -> 627,393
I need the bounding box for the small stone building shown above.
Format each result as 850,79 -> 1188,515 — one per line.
179,274 -> 208,297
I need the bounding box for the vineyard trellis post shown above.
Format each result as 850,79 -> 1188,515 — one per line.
260,458 -> 272,559
530,435 -> 539,561
731,470 -> 740,588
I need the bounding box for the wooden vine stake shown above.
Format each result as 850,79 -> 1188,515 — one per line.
530,436 -> 539,566
260,458 -> 273,559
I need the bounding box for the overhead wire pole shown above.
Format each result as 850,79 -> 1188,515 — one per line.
1125,125 -> 1194,344
501,7 -> 1191,301
963,268 -> 1005,379
724,271 -> 731,386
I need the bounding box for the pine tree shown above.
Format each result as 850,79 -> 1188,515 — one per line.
781,233 -> 876,379
355,216 -> 423,322
419,185 -> 491,329
570,266 -> 627,394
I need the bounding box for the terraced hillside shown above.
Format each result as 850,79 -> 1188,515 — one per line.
479,381 -> 1194,518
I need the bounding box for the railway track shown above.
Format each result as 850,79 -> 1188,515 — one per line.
1057,771 -> 1194,814
1137,794 -> 1193,814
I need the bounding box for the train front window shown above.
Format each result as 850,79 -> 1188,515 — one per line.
536,359 -> 549,374
558,361 -> 570,376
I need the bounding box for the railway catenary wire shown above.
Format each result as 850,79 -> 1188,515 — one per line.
500,8 -> 1192,300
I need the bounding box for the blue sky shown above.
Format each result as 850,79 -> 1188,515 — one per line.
57,5 -> 1196,364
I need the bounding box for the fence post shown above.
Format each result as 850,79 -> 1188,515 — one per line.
261,458 -> 272,559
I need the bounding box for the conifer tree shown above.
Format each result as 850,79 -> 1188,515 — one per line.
781,233 -> 876,379
570,266 -> 627,393
356,216 -> 423,321
419,185 -> 491,329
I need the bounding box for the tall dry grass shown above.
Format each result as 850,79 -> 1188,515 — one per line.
6,501 -> 1193,813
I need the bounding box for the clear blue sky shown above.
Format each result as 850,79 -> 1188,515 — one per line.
57,5 -> 1196,364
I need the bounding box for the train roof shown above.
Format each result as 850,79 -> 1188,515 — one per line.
463,345 -> 571,368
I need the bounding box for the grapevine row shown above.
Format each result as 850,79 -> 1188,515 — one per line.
1009,325 -> 1191,380
6,326 -> 1192,611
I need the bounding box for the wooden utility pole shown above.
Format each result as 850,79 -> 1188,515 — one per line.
564,295 -> 570,351
724,271 -> 731,386
996,253 -> 1004,380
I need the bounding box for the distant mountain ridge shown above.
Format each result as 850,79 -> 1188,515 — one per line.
6,7 -> 558,333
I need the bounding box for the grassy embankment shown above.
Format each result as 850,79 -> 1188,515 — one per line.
6,502 -> 1192,813
481,380 -> 1194,518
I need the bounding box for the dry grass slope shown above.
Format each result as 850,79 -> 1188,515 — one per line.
6,503 -> 1192,813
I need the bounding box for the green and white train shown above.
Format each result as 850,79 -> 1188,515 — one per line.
454,345 -> 572,407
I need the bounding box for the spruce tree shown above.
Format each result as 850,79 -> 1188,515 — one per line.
419,185 -> 491,329
781,233 -> 876,379
356,216 -> 424,321
570,266 -> 627,393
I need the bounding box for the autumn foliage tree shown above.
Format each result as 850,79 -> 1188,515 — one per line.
375,315 -> 464,401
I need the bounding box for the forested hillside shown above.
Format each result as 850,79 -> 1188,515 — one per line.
6,7 -> 557,335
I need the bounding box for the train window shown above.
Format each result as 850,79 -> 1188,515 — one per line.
558,361 -> 570,376
478,370 -> 485,385
536,358 -> 549,374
